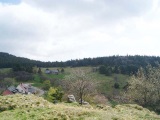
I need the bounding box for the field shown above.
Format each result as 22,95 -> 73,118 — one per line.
0,67 -> 129,99
39,67 -> 129,95
0,94 -> 159,120
1,67 -> 160,119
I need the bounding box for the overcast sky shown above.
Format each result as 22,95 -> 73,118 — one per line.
0,0 -> 159,61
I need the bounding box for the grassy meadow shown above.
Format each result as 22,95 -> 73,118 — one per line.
1,67 -> 160,119
37,67 -> 129,97
0,67 -> 129,100
0,94 -> 159,120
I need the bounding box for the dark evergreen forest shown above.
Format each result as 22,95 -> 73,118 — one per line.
0,52 -> 160,75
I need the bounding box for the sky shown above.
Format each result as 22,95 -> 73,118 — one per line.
0,0 -> 160,62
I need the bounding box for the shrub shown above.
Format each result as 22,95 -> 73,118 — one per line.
47,87 -> 64,103
114,83 -> 120,89
43,80 -> 51,90
14,71 -> 33,82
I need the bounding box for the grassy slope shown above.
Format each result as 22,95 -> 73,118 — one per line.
0,94 -> 159,120
63,67 -> 129,96
0,67 -> 129,105
89,72 -> 128,94
0,68 -> 12,74
17,67 -> 129,100
0,67 -> 129,104
0,67 -> 128,90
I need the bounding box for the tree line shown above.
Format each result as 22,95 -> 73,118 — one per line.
1,52 -> 160,75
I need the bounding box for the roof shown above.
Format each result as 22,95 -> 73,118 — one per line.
28,87 -> 36,93
20,83 -> 30,92
2,90 -> 13,96
52,70 -> 59,73
8,86 -> 17,92
22,83 -> 31,88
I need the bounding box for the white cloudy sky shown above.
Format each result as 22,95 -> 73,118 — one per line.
0,0 -> 160,61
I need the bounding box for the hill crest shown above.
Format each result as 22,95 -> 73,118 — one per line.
0,94 -> 159,120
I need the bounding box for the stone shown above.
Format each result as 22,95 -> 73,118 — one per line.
79,99 -> 90,105
67,95 -> 76,103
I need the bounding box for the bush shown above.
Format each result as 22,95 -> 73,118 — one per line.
43,80 -> 51,90
99,66 -> 107,74
61,68 -> 64,73
114,83 -> 120,89
99,66 -> 112,76
14,71 -> 33,82
47,87 -> 64,103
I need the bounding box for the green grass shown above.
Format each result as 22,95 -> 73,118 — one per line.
43,66 -> 130,97
0,68 -> 12,74
89,71 -> 129,95
0,67 -> 129,95
31,71 -> 66,88
0,94 -> 159,120
31,82 -> 43,88
34,74 -> 41,82
110,100 -> 118,108
30,74 -> 43,88
0,67 -> 130,103
44,73 -> 65,79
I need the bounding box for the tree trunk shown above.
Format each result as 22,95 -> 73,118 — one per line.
80,92 -> 83,105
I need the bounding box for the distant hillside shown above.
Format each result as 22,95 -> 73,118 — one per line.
1,52 -> 160,74
0,52 -> 66,68
0,94 -> 159,120
0,52 -> 41,68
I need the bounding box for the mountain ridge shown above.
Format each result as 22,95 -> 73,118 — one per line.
1,52 -> 160,75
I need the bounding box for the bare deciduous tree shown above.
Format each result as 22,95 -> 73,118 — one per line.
65,68 -> 97,105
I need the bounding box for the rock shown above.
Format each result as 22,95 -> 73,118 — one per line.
79,99 -> 90,105
67,95 -> 76,103
82,101 -> 89,105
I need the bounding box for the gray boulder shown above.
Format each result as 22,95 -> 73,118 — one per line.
79,99 -> 90,105
68,95 -> 76,103
82,101 -> 89,105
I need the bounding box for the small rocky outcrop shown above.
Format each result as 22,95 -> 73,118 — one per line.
67,95 -> 76,103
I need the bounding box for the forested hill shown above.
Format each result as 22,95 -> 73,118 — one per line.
1,52 -> 160,74
0,52 -> 42,68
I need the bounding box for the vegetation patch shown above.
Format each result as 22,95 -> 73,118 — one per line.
0,94 -> 160,120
